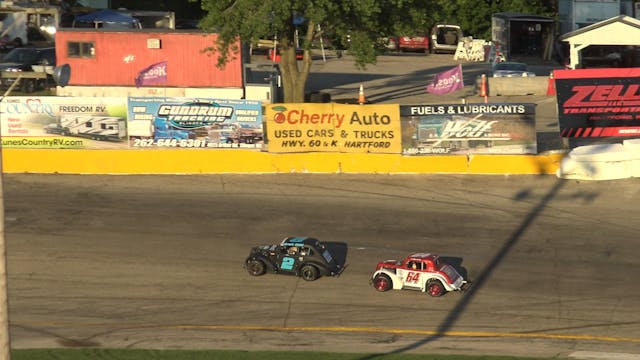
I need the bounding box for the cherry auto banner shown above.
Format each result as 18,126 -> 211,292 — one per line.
264,103 -> 401,153
400,103 -> 537,155
554,68 -> 640,138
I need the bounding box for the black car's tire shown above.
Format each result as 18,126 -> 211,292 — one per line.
300,264 -> 319,281
372,273 -> 392,292
426,279 -> 445,297
246,259 -> 266,276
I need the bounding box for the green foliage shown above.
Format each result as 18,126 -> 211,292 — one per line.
196,0 -> 557,102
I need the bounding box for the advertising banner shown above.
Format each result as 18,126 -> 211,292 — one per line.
555,68 -> 640,138
0,97 -> 128,149
127,97 -> 263,149
264,103 -> 401,154
135,61 -> 168,87
400,103 -> 537,155
426,65 -> 464,95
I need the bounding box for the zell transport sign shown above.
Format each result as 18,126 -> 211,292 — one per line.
554,67 -> 640,138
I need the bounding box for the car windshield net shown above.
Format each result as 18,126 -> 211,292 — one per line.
322,249 -> 333,263
439,264 -> 461,282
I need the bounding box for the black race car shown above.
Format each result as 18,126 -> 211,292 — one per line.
245,236 -> 344,281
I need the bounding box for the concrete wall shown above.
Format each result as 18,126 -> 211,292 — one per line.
487,76 -> 550,96
3,149 -> 564,175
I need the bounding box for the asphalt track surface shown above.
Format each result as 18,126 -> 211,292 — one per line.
4,174 -> 640,358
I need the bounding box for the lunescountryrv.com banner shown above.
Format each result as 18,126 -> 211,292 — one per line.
264,103 -> 401,154
400,103 -> 537,155
554,68 -> 640,138
0,97 -> 127,149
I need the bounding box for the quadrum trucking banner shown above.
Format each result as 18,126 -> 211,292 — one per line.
554,67 -> 640,138
264,103 -> 401,154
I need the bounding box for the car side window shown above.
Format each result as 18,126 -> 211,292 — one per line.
287,246 -> 299,255
407,261 -> 419,270
300,246 -> 313,256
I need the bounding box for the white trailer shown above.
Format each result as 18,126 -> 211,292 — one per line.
60,115 -> 126,141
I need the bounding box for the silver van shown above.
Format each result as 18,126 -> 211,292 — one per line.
430,24 -> 463,54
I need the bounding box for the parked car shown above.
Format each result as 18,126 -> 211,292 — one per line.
245,236 -> 344,281
492,61 -> 536,77
0,47 -> 55,92
430,24 -> 463,54
396,33 -> 430,53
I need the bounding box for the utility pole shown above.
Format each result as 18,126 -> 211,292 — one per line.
0,85 -> 13,360
0,154 -> 10,359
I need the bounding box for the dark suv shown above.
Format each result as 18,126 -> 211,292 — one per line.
0,47 -> 55,92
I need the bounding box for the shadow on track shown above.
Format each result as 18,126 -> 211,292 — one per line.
358,179 -> 568,360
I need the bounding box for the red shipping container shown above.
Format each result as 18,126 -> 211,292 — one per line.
55,29 -> 243,88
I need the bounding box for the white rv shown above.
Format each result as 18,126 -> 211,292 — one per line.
60,115 -> 126,141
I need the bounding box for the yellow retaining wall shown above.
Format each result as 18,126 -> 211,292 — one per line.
2,149 -> 565,175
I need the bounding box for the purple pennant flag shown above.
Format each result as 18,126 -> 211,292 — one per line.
426,64 -> 464,95
135,61 -> 167,87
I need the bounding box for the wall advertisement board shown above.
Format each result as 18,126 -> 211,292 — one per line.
127,97 -> 263,149
264,103 -> 402,154
0,96 -> 127,149
0,96 -> 263,149
555,68 -> 640,138
400,103 -> 537,155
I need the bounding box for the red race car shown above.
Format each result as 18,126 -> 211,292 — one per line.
371,252 -> 468,297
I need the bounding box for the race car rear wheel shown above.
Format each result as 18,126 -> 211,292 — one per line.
372,274 -> 392,292
246,259 -> 266,276
300,265 -> 319,281
426,279 -> 445,297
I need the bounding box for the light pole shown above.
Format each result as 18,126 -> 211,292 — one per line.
0,73 -> 23,360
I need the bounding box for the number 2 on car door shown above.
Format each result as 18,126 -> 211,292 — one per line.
281,257 -> 295,270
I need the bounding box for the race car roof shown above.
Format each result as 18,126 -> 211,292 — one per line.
407,252 -> 439,260
280,236 -> 320,247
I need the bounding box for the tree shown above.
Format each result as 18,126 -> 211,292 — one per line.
197,0 -> 559,102
198,0 -> 431,103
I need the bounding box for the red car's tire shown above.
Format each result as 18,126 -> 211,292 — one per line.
246,259 -> 266,276
372,274 -> 392,292
426,279 -> 445,297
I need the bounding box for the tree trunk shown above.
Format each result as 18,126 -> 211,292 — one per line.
278,21 -> 314,103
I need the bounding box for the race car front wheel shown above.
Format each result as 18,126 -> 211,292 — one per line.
246,259 -> 266,276
300,265 -> 319,281
426,279 -> 445,297
372,274 -> 392,292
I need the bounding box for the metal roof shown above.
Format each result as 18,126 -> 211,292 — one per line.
560,15 -> 640,45
492,12 -> 555,23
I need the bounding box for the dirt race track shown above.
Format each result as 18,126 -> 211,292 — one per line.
4,174 -> 640,358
